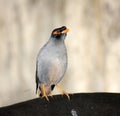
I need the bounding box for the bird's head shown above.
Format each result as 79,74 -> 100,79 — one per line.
51,26 -> 69,40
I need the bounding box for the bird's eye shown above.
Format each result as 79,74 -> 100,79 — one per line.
53,30 -> 60,35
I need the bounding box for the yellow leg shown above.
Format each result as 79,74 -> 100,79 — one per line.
41,84 -> 49,101
56,84 -> 70,100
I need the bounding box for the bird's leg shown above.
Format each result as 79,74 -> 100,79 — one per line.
41,84 -> 49,101
56,84 -> 70,100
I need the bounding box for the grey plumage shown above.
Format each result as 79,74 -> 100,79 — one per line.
36,26 -> 68,97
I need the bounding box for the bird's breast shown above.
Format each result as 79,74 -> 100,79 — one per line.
48,58 -> 67,84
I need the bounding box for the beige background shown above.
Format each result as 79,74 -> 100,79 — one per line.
0,0 -> 120,107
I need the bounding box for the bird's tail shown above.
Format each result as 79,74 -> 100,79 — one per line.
36,83 -> 39,95
36,83 -> 40,96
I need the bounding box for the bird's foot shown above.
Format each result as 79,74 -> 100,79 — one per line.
42,94 -> 49,101
41,84 -> 49,101
48,93 -> 53,97
56,84 -> 70,100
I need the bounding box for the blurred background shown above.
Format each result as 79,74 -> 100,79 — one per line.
0,0 -> 120,107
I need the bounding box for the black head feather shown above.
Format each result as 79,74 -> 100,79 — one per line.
51,26 -> 67,39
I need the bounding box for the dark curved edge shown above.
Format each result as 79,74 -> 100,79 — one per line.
0,93 -> 120,116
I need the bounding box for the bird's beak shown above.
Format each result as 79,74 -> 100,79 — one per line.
61,28 -> 69,34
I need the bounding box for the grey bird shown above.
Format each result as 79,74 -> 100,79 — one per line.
36,26 -> 69,100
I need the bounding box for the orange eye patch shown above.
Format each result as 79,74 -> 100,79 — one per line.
53,31 -> 60,35
53,28 -> 69,35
